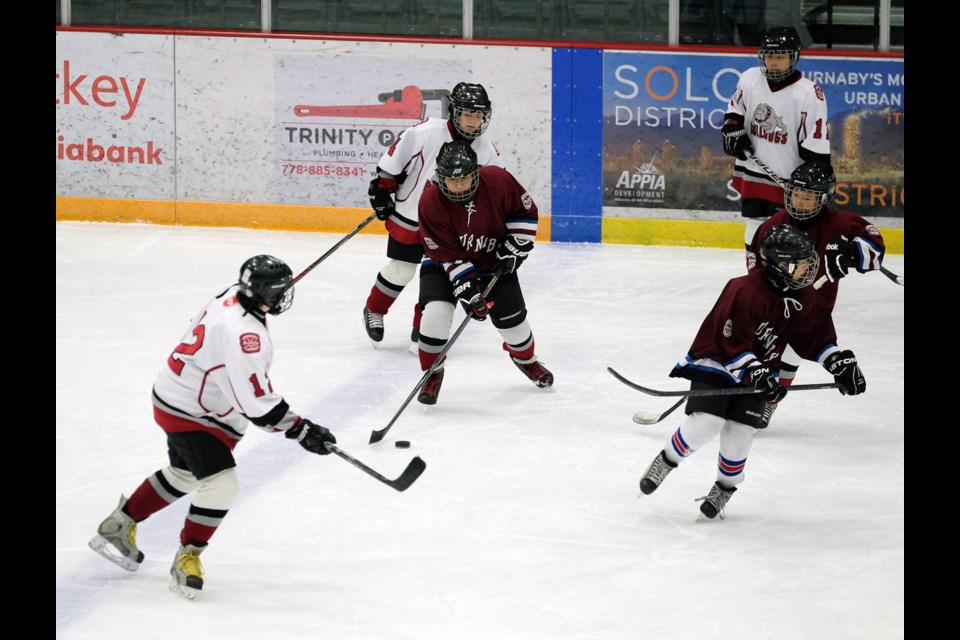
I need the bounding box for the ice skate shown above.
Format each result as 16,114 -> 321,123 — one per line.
696,482 -> 737,520
417,367 -> 445,405
169,543 -> 205,600
362,306 -> 384,348
639,451 -> 677,496
88,495 -> 145,572
511,355 -> 554,388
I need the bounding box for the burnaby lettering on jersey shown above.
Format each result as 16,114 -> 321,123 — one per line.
754,321 -> 782,363
459,232 -> 498,254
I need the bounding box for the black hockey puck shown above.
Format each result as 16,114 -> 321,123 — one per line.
395,440 -> 411,449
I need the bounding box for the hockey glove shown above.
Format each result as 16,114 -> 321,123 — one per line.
721,122 -> 753,161
748,365 -> 787,403
496,237 -> 532,274
285,418 -> 336,455
823,350 -> 866,396
824,236 -> 851,283
452,277 -> 492,321
368,176 -> 398,221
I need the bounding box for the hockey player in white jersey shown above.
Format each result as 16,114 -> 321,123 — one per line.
362,82 -> 505,351
89,255 -> 336,600
721,26 -> 831,256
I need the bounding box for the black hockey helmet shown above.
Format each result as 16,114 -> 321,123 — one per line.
758,26 -> 802,81
238,255 -> 295,315
759,225 -> 820,290
435,140 -> 480,203
448,82 -> 492,140
785,161 -> 836,221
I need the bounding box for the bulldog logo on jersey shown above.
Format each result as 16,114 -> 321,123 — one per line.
240,333 -> 261,353
751,103 -> 789,144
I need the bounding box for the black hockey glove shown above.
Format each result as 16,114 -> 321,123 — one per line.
452,277 -> 492,321
496,237 -> 532,274
286,418 -> 336,455
721,122 -> 753,161
748,366 -> 787,403
368,176 -> 398,221
824,350 -> 866,396
824,236 -> 851,283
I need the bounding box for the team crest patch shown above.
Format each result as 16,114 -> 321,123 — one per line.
424,236 -> 439,250
240,333 -> 261,353
224,296 -> 238,306
723,319 -> 733,338
746,252 -> 757,270
866,224 -> 880,236
521,192 -> 533,210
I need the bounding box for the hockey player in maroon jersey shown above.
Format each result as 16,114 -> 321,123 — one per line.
722,26 -> 831,257
747,161 -> 886,427
415,140 -> 552,404
89,255 -> 337,600
638,225 -> 866,520
363,82 -> 505,352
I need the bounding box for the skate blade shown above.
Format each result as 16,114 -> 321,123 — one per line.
696,512 -> 723,523
88,535 -> 142,572
169,578 -> 201,600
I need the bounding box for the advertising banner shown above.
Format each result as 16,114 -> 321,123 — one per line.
602,51 -> 904,221
273,55 -> 466,204
56,32 -> 176,200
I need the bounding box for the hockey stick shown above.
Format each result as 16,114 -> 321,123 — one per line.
292,213 -> 377,285
633,397 -> 686,425
608,367 -> 840,397
742,152 -> 906,291
369,269 -> 505,444
743,149 -> 783,188
814,264 -> 904,290
879,265 -> 904,286
326,443 -> 426,492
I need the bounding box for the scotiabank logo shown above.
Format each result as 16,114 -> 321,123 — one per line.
57,136 -> 164,164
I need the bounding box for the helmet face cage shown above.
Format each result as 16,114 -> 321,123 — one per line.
238,255 -> 295,315
435,141 -> 480,202
758,27 -> 801,82
760,225 -> 820,290
785,162 -> 836,221
785,184 -> 830,221
448,82 -> 492,140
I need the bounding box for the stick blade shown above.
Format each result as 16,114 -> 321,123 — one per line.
632,411 -> 660,425
369,429 -> 386,444
388,456 -> 426,492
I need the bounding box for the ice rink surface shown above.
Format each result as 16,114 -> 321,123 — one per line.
56,221 -> 904,640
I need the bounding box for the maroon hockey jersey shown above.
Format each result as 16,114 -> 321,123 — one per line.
750,206 -> 886,309
670,269 -> 840,386
418,165 -> 538,282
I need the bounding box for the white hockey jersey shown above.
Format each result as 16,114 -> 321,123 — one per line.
152,285 -> 297,449
379,117 -> 504,244
728,67 -> 830,203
